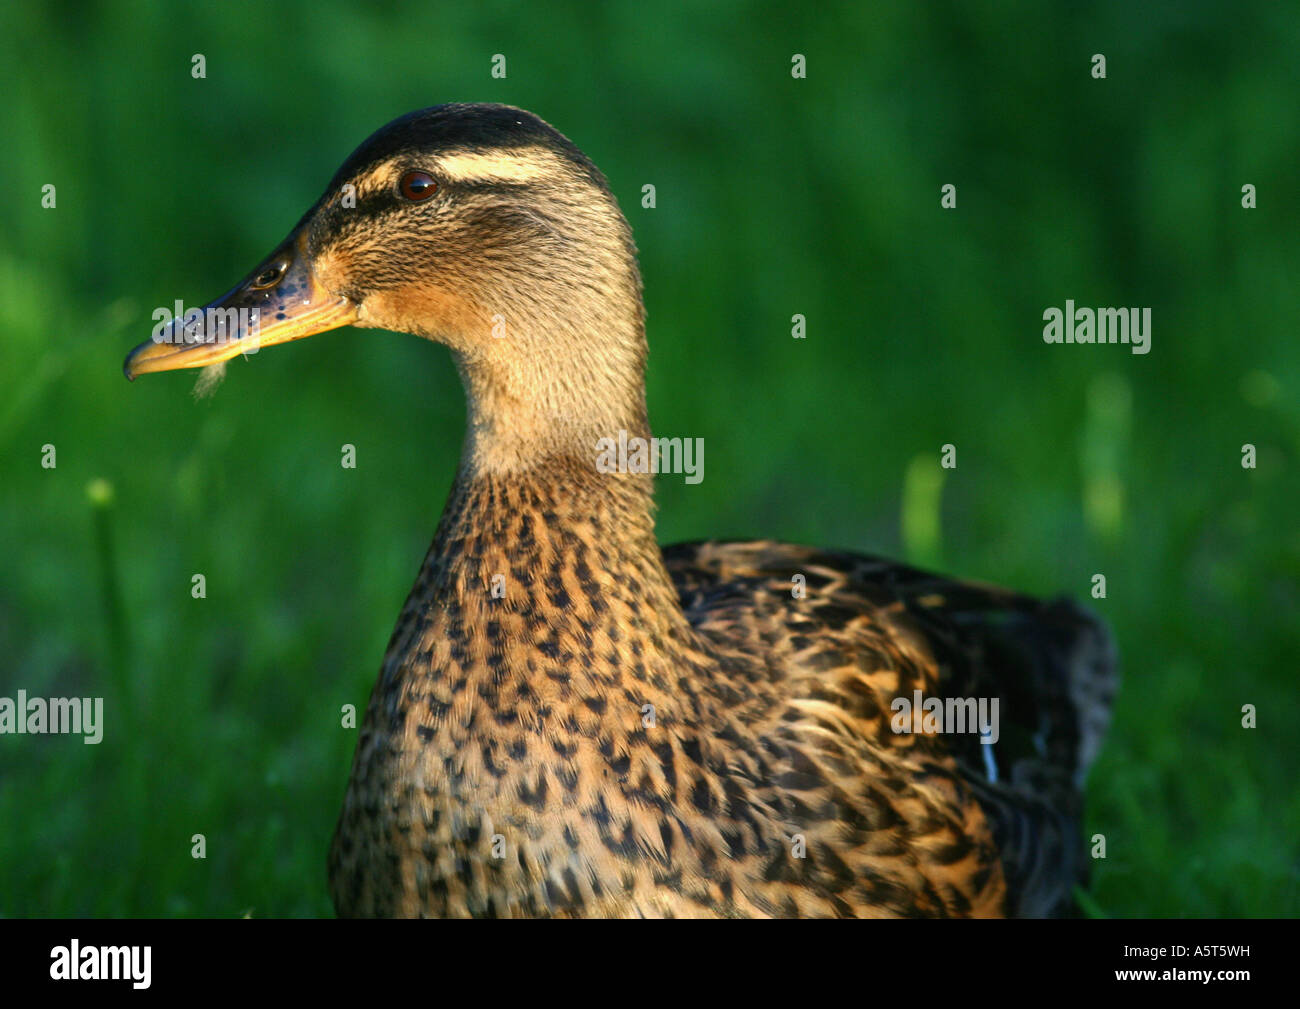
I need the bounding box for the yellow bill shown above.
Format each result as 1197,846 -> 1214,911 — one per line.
123,229 -> 356,380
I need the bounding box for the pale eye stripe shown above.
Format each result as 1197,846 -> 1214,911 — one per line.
431,149 -> 563,185
348,149 -> 562,200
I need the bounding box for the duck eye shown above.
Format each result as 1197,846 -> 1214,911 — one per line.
250,259 -> 289,290
399,171 -> 438,201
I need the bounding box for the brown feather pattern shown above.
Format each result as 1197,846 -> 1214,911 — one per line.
329,458 -> 1114,917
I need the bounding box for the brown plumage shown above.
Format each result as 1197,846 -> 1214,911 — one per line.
124,103 -> 1117,918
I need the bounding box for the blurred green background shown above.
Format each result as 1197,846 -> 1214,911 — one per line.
1,0 -> 1296,917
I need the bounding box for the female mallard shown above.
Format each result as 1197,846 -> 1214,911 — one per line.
125,103 -> 1116,918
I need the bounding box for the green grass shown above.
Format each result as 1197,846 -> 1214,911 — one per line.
1,0 -> 1297,917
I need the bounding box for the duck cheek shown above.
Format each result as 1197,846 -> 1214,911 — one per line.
306,246 -> 359,304
359,285 -> 493,350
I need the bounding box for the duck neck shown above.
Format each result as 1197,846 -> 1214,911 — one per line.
452,349 -> 651,478
445,252 -> 651,478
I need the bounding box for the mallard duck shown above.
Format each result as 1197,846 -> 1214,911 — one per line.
125,103 -> 1116,918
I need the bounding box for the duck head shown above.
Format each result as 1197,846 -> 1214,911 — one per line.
124,103 -> 648,473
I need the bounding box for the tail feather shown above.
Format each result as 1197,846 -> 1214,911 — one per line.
848,559 -> 1120,915
916,593 -> 1119,915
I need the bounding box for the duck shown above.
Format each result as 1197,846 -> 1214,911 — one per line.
124,103 -> 1117,918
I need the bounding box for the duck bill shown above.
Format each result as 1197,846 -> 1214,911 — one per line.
123,229 -> 356,380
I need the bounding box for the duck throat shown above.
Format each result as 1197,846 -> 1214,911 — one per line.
455,360 -> 650,478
